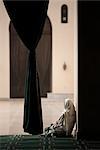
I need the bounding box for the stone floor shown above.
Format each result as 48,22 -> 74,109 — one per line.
0,98 -> 65,135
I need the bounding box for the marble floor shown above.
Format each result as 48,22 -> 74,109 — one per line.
0,98 -> 65,135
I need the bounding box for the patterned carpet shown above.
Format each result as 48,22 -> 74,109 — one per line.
0,135 -> 78,150
0,135 -> 100,150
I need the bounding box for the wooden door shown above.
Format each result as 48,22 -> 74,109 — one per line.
10,22 -> 28,98
10,17 -> 52,98
36,17 -> 52,97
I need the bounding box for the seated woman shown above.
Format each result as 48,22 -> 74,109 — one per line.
42,98 -> 76,137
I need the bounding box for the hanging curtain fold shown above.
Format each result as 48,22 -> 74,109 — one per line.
3,0 -> 49,134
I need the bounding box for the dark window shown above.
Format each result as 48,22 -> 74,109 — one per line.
61,4 -> 68,23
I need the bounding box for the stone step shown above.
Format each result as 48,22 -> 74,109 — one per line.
47,93 -> 74,100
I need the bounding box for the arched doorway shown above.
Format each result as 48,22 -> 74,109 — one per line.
10,16 -> 52,98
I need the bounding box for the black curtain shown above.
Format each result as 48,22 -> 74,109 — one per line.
3,0 -> 49,134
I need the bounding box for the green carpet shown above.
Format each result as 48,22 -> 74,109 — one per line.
0,135 -> 100,150
0,135 -> 80,150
